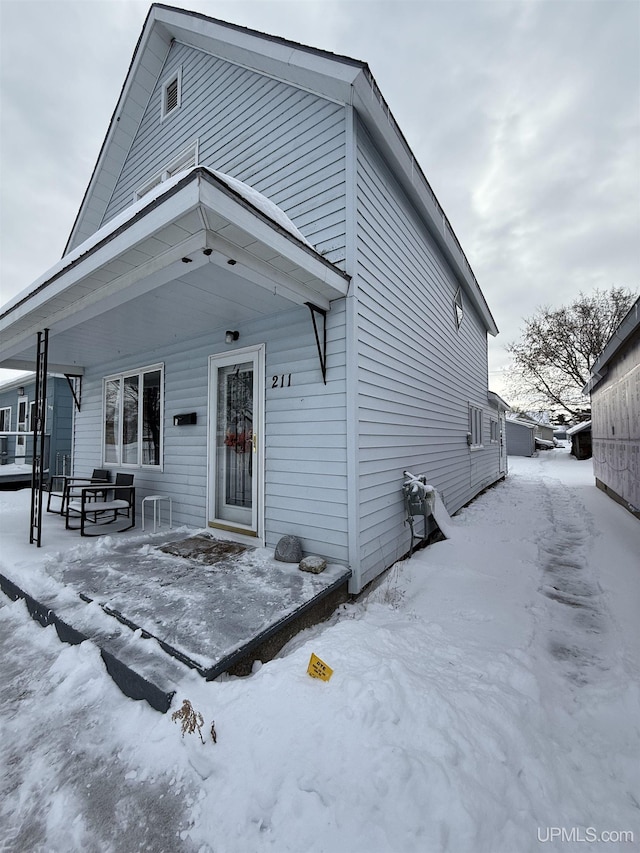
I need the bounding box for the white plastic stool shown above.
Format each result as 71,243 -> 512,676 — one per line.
142,495 -> 172,533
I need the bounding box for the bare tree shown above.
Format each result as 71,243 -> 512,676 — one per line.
505,287 -> 637,418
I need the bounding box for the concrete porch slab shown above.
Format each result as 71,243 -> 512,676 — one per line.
0,531 -> 351,711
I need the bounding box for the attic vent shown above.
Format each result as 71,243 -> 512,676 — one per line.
453,288 -> 464,329
166,78 -> 178,112
161,68 -> 182,120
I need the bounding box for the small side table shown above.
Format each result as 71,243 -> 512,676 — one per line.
142,495 -> 172,533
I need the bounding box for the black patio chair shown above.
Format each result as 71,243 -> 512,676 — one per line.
65,473 -> 135,536
47,468 -> 110,515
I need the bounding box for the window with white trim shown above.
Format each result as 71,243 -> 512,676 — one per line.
161,67 -> 182,120
490,418 -> 499,443
453,287 -> 464,329
0,407 -> 10,431
134,141 -> 198,200
469,404 -> 483,448
103,365 -> 163,467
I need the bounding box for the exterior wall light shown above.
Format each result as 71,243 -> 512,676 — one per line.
225,330 -> 239,344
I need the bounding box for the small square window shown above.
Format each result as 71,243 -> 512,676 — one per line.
161,68 -> 182,120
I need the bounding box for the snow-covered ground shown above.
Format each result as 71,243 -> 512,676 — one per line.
1,448 -> 638,852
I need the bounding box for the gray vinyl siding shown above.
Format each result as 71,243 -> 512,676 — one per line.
355,122 -> 500,586
71,302 -> 349,563
101,41 -> 348,267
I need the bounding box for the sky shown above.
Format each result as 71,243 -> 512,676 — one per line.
0,0 -> 639,397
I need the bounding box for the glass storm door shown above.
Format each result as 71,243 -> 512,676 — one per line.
209,347 -> 263,536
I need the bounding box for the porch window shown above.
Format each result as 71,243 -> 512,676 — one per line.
134,141 -> 198,200
490,418 -> 499,443
469,404 -> 483,448
0,407 -> 10,431
103,365 -> 163,467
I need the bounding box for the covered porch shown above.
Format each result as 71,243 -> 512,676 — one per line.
0,166 -> 349,547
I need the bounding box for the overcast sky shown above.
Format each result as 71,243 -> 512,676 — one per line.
1,0 -> 638,396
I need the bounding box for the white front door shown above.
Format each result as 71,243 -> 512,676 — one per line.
16,397 -> 28,458
208,345 -> 264,537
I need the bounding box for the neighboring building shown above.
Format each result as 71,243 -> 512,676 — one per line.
566,420 -> 592,461
505,417 -> 536,457
516,412 -> 555,445
0,5 -> 504,591
0,374 -> 73,485
584,297 -> 639,517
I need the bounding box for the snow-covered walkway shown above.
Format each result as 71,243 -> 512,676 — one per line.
1,448 -> 638,852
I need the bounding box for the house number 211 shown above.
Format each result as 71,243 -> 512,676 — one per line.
272,374 -> 292,388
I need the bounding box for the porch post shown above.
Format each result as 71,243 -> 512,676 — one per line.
29,329 -> 49,546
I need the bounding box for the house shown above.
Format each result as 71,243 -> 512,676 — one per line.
566,420 -> 592,461
0,374 -> 73,485
584,297 -> 639,517
505,416 -> 536,457
0,5 -> 503,592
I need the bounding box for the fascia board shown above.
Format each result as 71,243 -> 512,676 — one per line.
0,233 -> 209,364
351,73 -> 499,338
589,299 -> 640,378
584,299 -> 639,394
487,391 -> 511,411
2,180 -> 202,327
64,8 -> 172,254
198,175 -> 349,298
202,231 -> 330,312
155,6 -> 361,102
1,169 -> 349,364
2,360 -> 85,375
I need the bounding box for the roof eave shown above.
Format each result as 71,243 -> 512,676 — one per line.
1,169 -> 349,368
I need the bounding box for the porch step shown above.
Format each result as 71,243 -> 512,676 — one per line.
0,566 -> 352,712
0,572 -> 192,713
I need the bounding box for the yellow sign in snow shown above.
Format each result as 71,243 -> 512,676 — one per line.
307,652 -> 333,681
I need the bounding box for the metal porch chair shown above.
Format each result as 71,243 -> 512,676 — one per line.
65,473 -> 135,536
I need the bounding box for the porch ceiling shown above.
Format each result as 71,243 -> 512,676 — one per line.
0,168 -> 349,372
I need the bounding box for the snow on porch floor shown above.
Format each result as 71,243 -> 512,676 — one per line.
42,528 -> 351,678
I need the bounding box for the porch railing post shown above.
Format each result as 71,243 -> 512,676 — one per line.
29,329 -> 49,546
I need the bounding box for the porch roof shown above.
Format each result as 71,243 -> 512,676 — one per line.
0,167 -> 350,373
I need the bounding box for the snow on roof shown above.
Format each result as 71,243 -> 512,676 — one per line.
566,420 -> 591,436
211,169 -> 312,247
2,167 -> 313,317
505,416 -> 536,429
